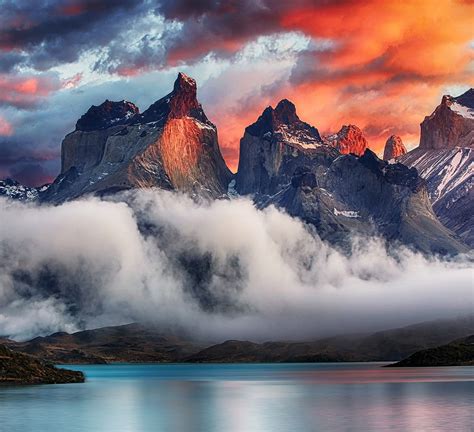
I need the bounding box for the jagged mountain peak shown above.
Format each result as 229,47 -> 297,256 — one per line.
138,72 -> 209,125
245,99 -> 321,141
383,135 -> 407,161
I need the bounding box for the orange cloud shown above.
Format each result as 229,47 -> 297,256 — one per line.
212,0 -> 473,167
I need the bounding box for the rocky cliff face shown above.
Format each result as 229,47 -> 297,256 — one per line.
236,103 -> 467,254
398,88 -> 473,247
324,124 -> 368,156
266,150 -> 467,254
383,135 -> 407,160
235,99 -> 337,197
43,73 -> 232,202
420,89 -> 474,150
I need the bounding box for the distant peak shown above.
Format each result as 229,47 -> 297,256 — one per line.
383,135 -> 406,161
326,124 -> 368,156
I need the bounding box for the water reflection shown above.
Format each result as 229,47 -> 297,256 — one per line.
0,363 -> 472,432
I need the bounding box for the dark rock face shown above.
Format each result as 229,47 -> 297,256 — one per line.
420,88 -> 474,150
325,124 -> 368,156
0,344 -> 84,384
267,150 -> 466,254
383,135 -> 407,160
76,100 -> 139,132
44,73 -> 232,203
235,99 -> 334,197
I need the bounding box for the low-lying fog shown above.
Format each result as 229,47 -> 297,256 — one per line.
0,190 -> 472,341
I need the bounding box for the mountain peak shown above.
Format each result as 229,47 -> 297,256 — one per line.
326,124 -> 368,156
169,72 -> 200,119
76,100 -> 139,131
246,99 -> 313,138
173,72 -> 197,93
274,99 -> 299,125
383,135 -> 407,160
420,88 -> 474,149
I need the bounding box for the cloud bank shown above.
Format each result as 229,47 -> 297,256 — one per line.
0,190 -> 472,342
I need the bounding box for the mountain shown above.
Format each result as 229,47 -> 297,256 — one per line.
235,99 -> 336,197
186,315 -> 474,363
398,89 -> 473,246
420,89 -> 474,150
5,316 -> 473,364
0,344 -> 84,384
3,323 -> 204,364
236,102 -> 467,254
0,77 -> 469,254
41,73 -> 232,203
324,124 -> 368,156
0,178 -> 48,201
383,135 -> 407,160
388,335 -> 474,367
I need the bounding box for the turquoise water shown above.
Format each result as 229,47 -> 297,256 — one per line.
0,363 -> 473,432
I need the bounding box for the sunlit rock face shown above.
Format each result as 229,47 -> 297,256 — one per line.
420,89 -> 474,150
383,135 -> 407,161
398,89 -> 474,247
324,124 -> 368,156
44,73 -> 232,203
235,99 -> 337,197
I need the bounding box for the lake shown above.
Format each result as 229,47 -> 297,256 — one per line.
0,363 -> 472,431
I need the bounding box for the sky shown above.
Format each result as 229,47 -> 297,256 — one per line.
0,0 -> 473,186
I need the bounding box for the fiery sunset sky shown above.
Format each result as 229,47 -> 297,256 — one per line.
0,0 -> 473,185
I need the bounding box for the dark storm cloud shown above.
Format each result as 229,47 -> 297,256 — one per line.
0,0 -> 144,71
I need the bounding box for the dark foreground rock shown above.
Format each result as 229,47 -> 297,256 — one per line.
0,344 -> 84,384
387,335 -> 474,367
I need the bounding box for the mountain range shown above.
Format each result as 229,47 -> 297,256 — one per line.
3,315 -> 473,364
1,73 -> 472,255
